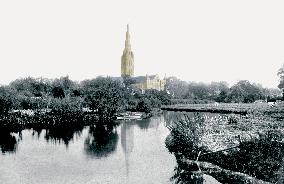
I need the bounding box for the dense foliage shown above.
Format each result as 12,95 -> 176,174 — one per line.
0,73 -> 281,130
82,77 -> 127,123
0,76 -> 171,129
166,77 -> 282,103
0,87 -> 17,114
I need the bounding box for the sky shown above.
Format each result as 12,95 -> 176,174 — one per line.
0,0 -> 283,88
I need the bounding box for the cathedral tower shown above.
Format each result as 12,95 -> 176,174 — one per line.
121,24 -> 134,77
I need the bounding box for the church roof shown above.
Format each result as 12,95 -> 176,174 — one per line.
132,75 -> 158,83
131,76 -> 144,83
148,75 -> 158,80
110,76 -> 124,82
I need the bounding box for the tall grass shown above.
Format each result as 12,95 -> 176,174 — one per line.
165,112 -> 284,183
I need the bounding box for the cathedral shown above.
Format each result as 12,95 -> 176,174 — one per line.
121,25 -> 166,91
121,24 -> 134,77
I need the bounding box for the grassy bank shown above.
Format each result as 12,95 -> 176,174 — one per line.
162,102 -> 284,118
164,104 -> 284,183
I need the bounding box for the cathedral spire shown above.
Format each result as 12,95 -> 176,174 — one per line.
125,24 -> 131,50
121,24 -> 134,77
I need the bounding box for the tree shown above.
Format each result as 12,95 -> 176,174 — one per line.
216,90 -> 228,102
144,89 -> 171,107
136,98 -> 152,113
228,80 -> 264,103
209,81 -> 229,101
10,77 -> 52,97
263,88 -> 282,100
165,77 -> 188,98
277,64 -> 284,99
82,77 -> 126,123
52,86 -> 65,98
122,76 -> 136,87
52,76 -> 77,97
0,86 -> 16,114
186,82 -> 211,100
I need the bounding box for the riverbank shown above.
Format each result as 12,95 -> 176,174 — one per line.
0,106 -> 163,132
162,104 -> 248,114
176,157 -> 271,184
164,108 -> 284,183
162,102 -> 284,118
0,110 -> 99,132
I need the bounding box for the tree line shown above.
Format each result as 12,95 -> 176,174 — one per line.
0,76 -> 171,127
166,77 -> 282,103
1,65 -> 284,123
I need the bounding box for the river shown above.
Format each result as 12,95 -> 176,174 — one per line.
0,113 -> 176,184
2,111 -> 282,184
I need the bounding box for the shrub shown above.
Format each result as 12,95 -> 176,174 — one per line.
136,98 -> 152,113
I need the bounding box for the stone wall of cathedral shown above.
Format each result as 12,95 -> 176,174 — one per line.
134,75 -> 165,91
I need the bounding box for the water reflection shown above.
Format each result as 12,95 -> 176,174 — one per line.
136,118 -> 151,130
0,129 -> 20,154
136,116 -> 162,130
31,126 -> 84,147
0,115 -> 176,184
84,125 -> 119,158
45,126 -> 84,146
121,122 -> 134,176
31,128 -> 43,139
165,112 -> 284,183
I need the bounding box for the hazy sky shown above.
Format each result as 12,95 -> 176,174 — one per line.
0,0 -> 283,88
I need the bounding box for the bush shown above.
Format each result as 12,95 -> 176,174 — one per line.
165,114 -> 208,159
136,98 -> 152,113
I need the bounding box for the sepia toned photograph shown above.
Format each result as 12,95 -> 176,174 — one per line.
0,1 -> 284,183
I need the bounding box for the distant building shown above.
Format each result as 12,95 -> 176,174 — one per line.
121,24 -> 134,77
120,25 -> 165,91
132,74 -> 165,91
